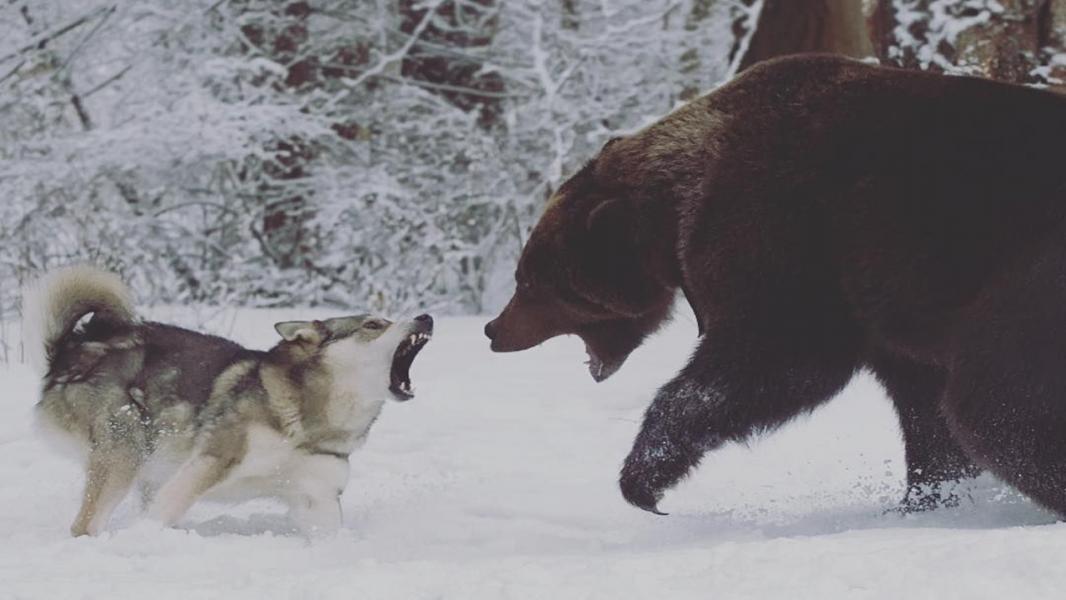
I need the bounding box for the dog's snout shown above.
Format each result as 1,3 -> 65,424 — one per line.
484,319 -> 497,341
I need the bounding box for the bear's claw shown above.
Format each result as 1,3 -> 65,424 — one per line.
619,472 -> 669,515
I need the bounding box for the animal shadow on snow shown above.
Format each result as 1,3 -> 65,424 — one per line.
661,475 -> 1059,545
186,511 -> 300,537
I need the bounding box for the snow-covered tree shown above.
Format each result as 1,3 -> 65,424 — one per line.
0,0 -> 742,318
869,0 -> 1066,88
4,0 -> 1061,337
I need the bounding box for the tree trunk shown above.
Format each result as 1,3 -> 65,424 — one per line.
738,0 -> 873,71
1046,0 -> 1066,91
399,0 -> 505,128
561,0 -> 580,31
236,1 -> 318,271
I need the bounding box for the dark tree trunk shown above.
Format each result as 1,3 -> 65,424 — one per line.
399,0 -> 505,128
236,1 -> 318,272
561,0 -> 580,31
737,0 -> 873,71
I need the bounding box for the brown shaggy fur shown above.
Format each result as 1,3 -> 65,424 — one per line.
486,54 -> 1066,516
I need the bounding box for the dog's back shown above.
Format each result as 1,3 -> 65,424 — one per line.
23,267 -> 253,450
136,322 -> 256,412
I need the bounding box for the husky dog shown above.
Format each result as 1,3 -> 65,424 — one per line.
23,266 -> 432,537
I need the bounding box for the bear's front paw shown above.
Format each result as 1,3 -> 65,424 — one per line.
619,459 -> 669,515
894,481 -> 967,515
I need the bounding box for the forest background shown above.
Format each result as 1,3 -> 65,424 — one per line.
2,0 -> 1063,354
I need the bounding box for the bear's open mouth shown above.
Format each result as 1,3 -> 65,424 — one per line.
390,329 -> 432,400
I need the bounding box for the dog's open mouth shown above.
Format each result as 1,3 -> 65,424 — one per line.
389,327 -> 432,401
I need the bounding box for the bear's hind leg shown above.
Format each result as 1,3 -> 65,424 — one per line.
869,351 -> 981,512
944,351 -> 1066,516
946,336 -> 1066,513
942,243 -> 1066,517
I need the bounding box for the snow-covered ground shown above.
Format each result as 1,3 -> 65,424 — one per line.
1,309 -> 1064,599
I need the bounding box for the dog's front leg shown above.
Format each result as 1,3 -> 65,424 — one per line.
147,452 -> 235,527
288,492 -> 342,536
287,454 -> 348,535
71,445 -> 140,536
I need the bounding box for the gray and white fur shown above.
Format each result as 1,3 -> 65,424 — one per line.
23,265 -> 432,537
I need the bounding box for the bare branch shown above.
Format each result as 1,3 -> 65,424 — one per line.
0,6 -> 113,65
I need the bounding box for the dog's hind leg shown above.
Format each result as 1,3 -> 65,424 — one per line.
147,452 -> 236,527
71,445 -> 140,537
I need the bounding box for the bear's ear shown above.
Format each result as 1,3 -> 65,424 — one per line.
580,199 -> 662,317
585,198 -> 631,241
594,136 -> 630,183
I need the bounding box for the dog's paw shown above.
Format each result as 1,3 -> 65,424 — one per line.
70,516 -> 107,537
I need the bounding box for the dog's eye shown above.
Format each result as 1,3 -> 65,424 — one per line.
363,320 -> 384,331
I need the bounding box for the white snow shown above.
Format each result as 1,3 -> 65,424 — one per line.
1,310 -> 1064,599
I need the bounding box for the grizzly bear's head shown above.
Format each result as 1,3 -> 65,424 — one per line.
484,146 -> 679,381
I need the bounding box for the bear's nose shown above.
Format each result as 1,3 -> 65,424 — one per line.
484,319 -> 497,340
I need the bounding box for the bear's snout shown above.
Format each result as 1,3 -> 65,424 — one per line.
484,299 -> 558,353
484,315 -> 521,352
485,317 -> 525,352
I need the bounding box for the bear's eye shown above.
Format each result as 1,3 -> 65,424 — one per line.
363,320 -> 384,331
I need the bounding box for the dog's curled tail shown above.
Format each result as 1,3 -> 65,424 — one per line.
20,266 -> 137,374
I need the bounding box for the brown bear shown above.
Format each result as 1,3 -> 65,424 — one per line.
484,54 -> 1066,516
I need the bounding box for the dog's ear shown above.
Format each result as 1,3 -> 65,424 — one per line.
274,321 -> 323,344
323,315 -> 365,337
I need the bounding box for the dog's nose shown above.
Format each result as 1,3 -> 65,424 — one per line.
484,319 -> 497,340
415,314 -> 433,329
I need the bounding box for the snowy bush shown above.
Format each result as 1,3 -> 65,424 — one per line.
0,0 -> 742,317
